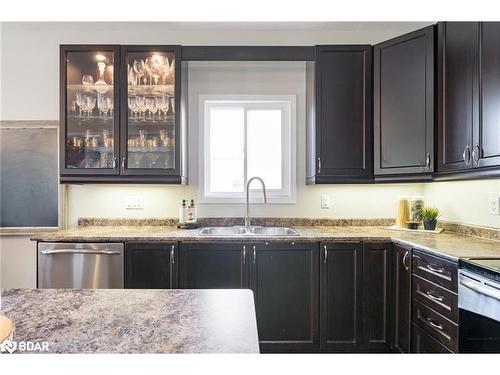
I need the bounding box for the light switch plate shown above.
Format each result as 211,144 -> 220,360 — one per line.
321,194 -> 330,209
488,196 -> 500,215
126,196 -> 144,210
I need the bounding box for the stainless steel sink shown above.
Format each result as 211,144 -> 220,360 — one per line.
198,226 -> 300,237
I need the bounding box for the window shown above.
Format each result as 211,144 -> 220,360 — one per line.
200,95 -> 296,203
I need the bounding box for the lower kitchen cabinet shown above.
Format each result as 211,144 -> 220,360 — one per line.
393,243 -> 412,353
125,242 -> 176,289
251,242 -> 319,353
362,242 -> 393,352
178,242 -> 249,289
411,323 -> 452,353
320,242 -> 363,352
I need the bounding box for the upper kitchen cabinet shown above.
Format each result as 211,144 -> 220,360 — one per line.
374,26 -> 435,180
307,45 -> 373,184
60,45 -> 121,177
436,22 -> 480,175
60,44 -> 187,183
476,23 -> 500,169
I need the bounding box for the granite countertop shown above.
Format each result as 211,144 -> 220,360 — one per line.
0,288 -> 259,354
31,225 -> 500,261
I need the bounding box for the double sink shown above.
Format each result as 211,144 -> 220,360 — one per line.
198,226 -> 300,237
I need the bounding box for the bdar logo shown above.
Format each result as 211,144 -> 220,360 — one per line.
1,340 -> 17,354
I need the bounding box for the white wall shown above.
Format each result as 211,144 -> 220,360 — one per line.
422,179 -> 500,228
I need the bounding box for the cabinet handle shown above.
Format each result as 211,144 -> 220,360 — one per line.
426,291 -> 444,302
402,251 -> 410,271
122,156 -> 126,169
472,144 -> 480,165
170,245 -> 175,264
463,145 -> 471,166
425,153 -> 431,169
317,157 -> 321,174
113,156 -> 117,169
426,317 -> 444,331
253,245 -> 256,265
323,245 -> 328,264
426,264 -> 444,274
242,245 -> 246,264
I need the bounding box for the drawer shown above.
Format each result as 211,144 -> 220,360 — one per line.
412,250 -> 458,292
411,323 -> 452,353
413,300 -> 458,352
412,274 -> 458,323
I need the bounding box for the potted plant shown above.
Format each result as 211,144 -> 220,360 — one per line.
421,206 -> 440,231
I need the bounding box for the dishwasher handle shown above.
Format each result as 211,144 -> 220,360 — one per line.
459,274 -> 500,302
39,249 -> 122,255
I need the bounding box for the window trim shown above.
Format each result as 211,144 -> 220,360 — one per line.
199,94 -> 296,204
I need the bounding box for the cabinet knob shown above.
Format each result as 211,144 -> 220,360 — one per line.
121,156 -> 126,169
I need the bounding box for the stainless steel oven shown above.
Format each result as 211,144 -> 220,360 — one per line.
38,242 -> 124,288
458,259 -> 500,353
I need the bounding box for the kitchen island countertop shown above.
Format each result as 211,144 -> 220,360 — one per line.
0,288 -> 259,354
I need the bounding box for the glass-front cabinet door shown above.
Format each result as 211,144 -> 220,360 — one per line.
60,45 -> 120,176
120,45 -> 181,176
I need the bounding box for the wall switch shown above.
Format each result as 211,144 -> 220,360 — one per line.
126,196 -> 144,210
488,196 -> 500,215
321,194 -> 331,209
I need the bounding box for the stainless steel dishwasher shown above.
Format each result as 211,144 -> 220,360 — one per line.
38,242 -> 124,288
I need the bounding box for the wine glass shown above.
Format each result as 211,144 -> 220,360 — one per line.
106,97 -> 114,117
157,94 -> 168,116
86,95 -> 96,116
75,92 -> 85,116
97,93 -> 109,116
135,96 -> 146,117
159,57 -> 170,85
133,59 -> 146,85
94,62 -> 108,94
144,57 -> 154,85
128,97 -> 138,116
145,97 -> 155,117
82,75 -> 94,87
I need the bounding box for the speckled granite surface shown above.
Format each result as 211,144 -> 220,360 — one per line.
0,288 -> 259,354
31,225 -> 500,261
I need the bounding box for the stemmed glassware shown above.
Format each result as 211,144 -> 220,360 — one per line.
97,93 -> 110,116
133,59 -> 146,85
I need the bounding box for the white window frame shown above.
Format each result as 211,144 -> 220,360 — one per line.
199,94 -> 296,204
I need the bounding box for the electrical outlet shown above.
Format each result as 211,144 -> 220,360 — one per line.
488,197 -> 500,215
126,196 -> 144,210
321,194 -> 330,209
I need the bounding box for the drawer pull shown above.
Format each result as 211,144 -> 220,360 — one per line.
426,291 -> 444,302
427,264 -> 444,274
426,318 -> 444,331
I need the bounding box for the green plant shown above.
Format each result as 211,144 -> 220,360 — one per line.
421,206 -> 440,221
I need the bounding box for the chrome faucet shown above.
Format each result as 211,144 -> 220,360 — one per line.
244,177 -> 267,228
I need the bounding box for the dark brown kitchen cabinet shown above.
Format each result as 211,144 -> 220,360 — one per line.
477,22 -> 500,169
437,22 -> 480,174
374,26 -> 434,180
362,242 -> 392,352
125,242 -> 176,288
393,243 -> 412,353
411,324 -> 452,353
251,242 -> 319,353
178,242 -> 249,289
320,242 -> 363,352
307,46 -> 373,184
60,45 -> 121,177
60,44 -> 187,183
